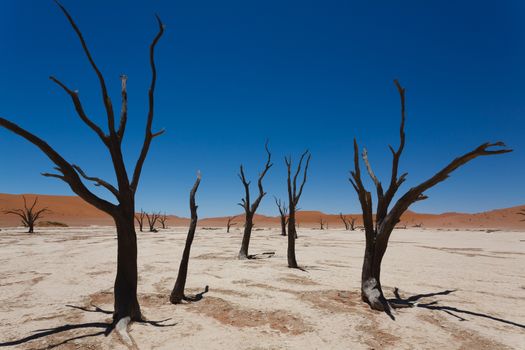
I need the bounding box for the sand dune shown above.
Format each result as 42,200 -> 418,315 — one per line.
0,193 -> 524,230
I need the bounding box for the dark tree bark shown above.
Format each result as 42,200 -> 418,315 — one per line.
237,142 -> 273,259
145,212 -> 160,232
4,196 -> 49,233
319,217 -> 326,230
170,173 -> 207,304
349,80 -> 511,314
274,197 -> 288,236
339,213 -> 356,231
226,215 -> 238,233
135,209 -> 146,232
159,213 -> 168,229
285,150 -> 311,268
339,213 -> 349,230
0,2 -> 166,332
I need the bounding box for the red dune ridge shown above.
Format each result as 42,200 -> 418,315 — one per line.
0,193 -> 523,230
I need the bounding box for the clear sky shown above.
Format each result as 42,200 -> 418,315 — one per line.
0,0 -> 523,218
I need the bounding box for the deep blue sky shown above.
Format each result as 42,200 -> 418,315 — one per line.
0,0 -> 523,217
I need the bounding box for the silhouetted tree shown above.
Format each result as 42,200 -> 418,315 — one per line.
4,196 -> 49,233
146,212 -> 160,232
171,173 -> 207,303
226,215 -> 238,233
0,2 -> 166,330
339,213 -> 356,231
274,197 -> 289,236
285,150 -> 311,268
159,213 -> 168,229
349,80 -> 511,314
237,143 -> 273,259
319,217 -> 326,230
135,209 -> 146,232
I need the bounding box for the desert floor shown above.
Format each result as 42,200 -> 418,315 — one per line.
0,227 -> 524,349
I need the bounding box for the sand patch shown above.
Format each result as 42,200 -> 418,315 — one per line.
278,274 -> 320,286
186,296 -> 311,335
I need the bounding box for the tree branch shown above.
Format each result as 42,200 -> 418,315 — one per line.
49,76 -> 108,143
130,15 -> 165,191
117,75 -> 128,140
380,141 -> 512,241
0,117 -> 117,215
54,0 -> 115,133
72,164 -> 119,198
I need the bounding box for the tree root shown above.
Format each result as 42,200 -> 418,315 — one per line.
114,317 -> 136,349
171,285 -> 209,304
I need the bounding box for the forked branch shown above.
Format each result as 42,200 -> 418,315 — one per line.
131,15 -> 166,191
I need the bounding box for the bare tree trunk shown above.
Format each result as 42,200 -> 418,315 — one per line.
280,216 -> 287,236
171,174 -> 202,304
360,240 -> 389,311
238,214 -> 254,259
114,214 -> 141,321
287,211 -> 298,268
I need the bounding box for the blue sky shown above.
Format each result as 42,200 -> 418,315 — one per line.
0,0 -> 523,217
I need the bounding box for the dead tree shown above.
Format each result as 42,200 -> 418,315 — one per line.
319,217 -> 326,230
170,173 -> 207,303
285,150 -> 311,268
349,217 -> 356,231
135,209 -> 146,232
226,215 -> 238,233
0,2 -> 166,330
274,197 -> 289,236
237,143 -> 273,259
4,196 -> 49,233
339,213 -> 349,230
159,213 -> 168,229
349,80 -> 511,314
339,213 -> 356,231
146,212 -> 160,232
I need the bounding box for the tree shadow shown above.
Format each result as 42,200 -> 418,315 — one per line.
388,288 -> 525,329
247,251 -> 275,259
182,285 -> 210,302
0,321 -> 111,348
0,303 -> 177,348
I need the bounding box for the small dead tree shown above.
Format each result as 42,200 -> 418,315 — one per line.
285,150 -> 311,268
226,215 -> 238,233
349,217 -> 356,231
274,197 -> 289,236
4,196 -> 49,233
349,80 -> 511,314
339,213 -> 349,230
339,213 -> 356,231
159,213 -> 168,229
319,217 -> 326,230
146,212 -> 160,232
237,143 -> 273,259
170,173 -> 208,303
0,2 -> 166,330
135,209 -> 146,232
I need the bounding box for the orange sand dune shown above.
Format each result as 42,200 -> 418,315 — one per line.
0,193 -> 523,230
